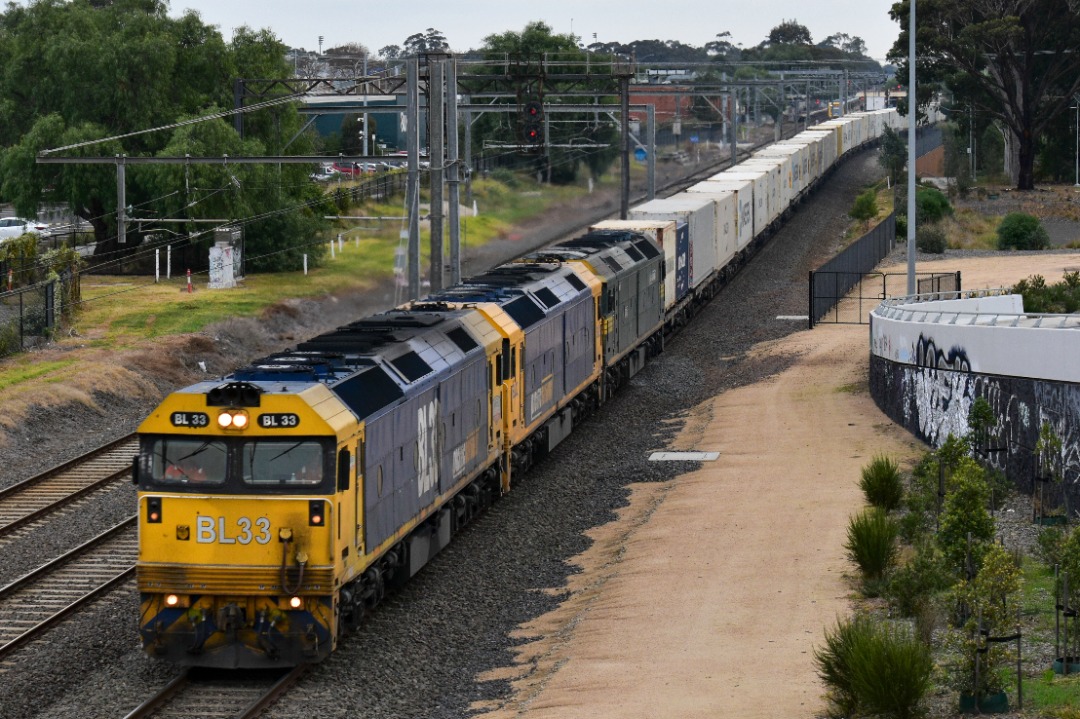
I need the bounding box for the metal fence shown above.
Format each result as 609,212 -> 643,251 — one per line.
809,213 -> 897,326
0,275 -> 73,357
811,270 -> 961,326
808,212 -> 962,326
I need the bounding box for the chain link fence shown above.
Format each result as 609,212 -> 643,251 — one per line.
0,271 -> 78,358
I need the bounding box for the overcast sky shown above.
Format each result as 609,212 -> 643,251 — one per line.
168,0 -> 903,63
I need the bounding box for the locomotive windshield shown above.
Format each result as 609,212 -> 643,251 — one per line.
140,435 -> 332,493
241,439 -> 324,486
148,438 -> 228,485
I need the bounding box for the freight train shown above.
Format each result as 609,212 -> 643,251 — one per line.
132,108 -> 907,668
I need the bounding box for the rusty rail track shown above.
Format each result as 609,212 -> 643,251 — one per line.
122,665 -> 309,719
0,433 -> 138,538
0,518 -> 137,661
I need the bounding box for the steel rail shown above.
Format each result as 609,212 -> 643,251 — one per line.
0,433 -> 138,538
0,517 -> 137,660
122,665 -> 309,719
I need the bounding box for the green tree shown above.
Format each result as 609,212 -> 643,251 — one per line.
879,126 -> 907,183
767,20 -> 813,46
475,22 -> 619,182
996,212 -> 1050,250
850,189 -> 879,227
0,2 -> 325,263
888,0 -> 1080,190
938,457 -> 996,577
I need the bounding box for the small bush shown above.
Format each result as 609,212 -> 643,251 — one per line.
916,186 -> 952,223
916,225 -> 947,254
861,455 -> 904,512
887,543 -> 954,617
996,212 -> 1050,250
1035,525 -> 1067,568
895,213 -> 908,239
851,189 -> 879,225
846,508 -> 899,587
816,614 -> 933,719
815,613 -> 878,717
937,457 -> 995,578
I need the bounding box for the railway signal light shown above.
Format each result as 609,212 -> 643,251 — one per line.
522,100 -> 544,148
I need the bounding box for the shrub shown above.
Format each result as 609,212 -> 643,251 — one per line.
861,455 -> 904,512
846,508 -> 899,589
916,225 -> 947,254
850,189 -> 879,225
887,543 -> 954,617
816,614 -> 933,719
996,212 -> 1050,250
966,397 -> 997,454
937,457 -> 995,578
916,186 -> 952,223
816,613 -> 877,717
895,213 -> 908,239
1035,525 -> 1067,568
899,451 -> 944,544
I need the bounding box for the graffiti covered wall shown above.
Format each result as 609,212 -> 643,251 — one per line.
870,356 -> 1080,501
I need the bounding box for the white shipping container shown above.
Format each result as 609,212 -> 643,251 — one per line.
711,168 -> 770,237
591,219 -> 680,312
630,194 -> 718,290
754,144 -> 807,197
686,178 -> 754,251
678,191 -> 737,274
737,158 -> 787,221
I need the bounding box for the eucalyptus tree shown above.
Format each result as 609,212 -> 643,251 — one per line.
888,0 -> 1080,189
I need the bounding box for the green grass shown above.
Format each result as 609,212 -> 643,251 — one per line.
0,359 -> 78,391
1,170 -> 597,388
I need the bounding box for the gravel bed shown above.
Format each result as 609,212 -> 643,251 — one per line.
2,150 -> 900,719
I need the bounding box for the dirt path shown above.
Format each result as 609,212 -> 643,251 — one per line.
472,251 -> 1080,719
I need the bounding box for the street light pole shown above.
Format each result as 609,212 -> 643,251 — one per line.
906,0 -> 917,296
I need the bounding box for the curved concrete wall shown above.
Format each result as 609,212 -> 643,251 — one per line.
869,293 -> 1080,502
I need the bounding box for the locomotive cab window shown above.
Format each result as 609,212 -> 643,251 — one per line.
242,439 -> 329,487
147,438 -> 228,485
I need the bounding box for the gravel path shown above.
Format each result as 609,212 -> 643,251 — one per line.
0,150 -> 887,719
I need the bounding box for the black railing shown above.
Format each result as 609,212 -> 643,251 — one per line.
0,274 -> 75,358
808,213 -> 962,326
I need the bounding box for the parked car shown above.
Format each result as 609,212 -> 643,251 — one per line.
0,217 -> 46,242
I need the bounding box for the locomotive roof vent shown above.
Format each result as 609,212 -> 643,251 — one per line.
207,381 -> 263,407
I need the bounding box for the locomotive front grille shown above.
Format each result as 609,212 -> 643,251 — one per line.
138,564 -> 335,594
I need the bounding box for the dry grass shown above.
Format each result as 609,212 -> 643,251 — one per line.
940,208 -> 1002,250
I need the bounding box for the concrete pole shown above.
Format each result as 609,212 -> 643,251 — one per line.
620,74 -> 630,219
647,103 -> 656,200
429,58 -> 445,293
117,156 -> 126,245
464,96 -> 473,206
447,58 -> 462,285
407,58 -> 421,300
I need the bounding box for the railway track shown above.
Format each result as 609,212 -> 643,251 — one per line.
0,433 -> 137,539
122,665 -> 309,719
0,518 -> 136,661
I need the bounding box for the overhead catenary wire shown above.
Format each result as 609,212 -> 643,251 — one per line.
38,94 -> 306,156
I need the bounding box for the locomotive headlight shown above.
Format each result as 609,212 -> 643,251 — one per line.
163,594 -> 190,608
289,596 -> 303,609
216,409 -> 250,430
